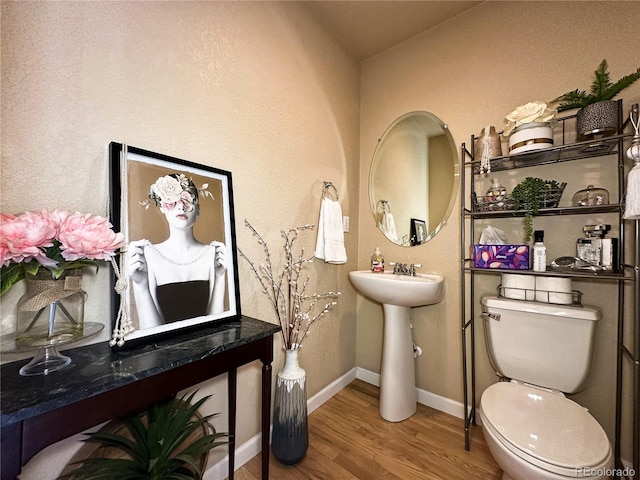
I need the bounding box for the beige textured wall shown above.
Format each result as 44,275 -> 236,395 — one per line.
0,1 -> 359,476
359,0 -> 639,461
2,0 -> 639,474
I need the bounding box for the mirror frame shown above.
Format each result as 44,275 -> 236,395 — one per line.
369,111 -> 459,247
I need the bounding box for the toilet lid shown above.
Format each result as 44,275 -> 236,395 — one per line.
481,382 -> 611,474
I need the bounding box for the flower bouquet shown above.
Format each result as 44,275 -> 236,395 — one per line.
1,209 -> 124,295
1,210 -> 124,369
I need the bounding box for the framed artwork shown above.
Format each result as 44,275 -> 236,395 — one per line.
410,218 -> 427,246
109,142 -> 240,347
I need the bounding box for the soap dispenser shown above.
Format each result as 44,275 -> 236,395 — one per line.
371,247 -> 384,272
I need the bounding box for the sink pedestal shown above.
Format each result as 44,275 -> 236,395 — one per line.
348,270 -> 444,423
379,304 -> 417,422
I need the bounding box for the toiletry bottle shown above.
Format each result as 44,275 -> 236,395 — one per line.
532,230 -> 546,272
601,238 -> 613,269
371,247 -> 384,273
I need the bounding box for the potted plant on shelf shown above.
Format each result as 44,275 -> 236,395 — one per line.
511,177 -> 565,242
553,59 -> 640,137
61,391 -> 227,480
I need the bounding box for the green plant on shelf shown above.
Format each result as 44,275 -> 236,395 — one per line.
553,59 -> 640,111
511,177 -> 563,242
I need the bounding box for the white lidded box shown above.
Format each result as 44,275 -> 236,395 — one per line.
508,122 -> 553,155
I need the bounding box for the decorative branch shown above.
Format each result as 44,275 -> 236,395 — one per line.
238,220 -> 340,350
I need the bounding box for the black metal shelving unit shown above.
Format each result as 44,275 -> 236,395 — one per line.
460,101 -> 639,480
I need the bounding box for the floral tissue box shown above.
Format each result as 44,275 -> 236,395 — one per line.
474,245 -> 530,270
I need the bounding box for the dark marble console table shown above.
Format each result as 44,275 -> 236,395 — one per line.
0,315 -> 280,480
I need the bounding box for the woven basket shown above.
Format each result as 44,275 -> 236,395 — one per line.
536,182 -> 566,208
473,194 -> 513,212
473,183 -> 566,212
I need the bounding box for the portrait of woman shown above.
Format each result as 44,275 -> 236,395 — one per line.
110,143 -> 240,344
127,173 -> 227,329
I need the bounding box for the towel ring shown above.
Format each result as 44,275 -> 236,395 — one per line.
323,181 -> 339,200
377,199 -> 390,213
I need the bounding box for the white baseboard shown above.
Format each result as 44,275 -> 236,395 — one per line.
354,366 -> 380,387
204,367 -> 357,480
203,430 -> 263,480
355,367 -> 468,420
309,367 -> 357,414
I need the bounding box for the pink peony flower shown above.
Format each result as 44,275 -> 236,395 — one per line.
1,209 -> 124,295
47,209 -> 71,234
58,212 -> 125,261
0,214 -> 16,267
0,210 -> 57,267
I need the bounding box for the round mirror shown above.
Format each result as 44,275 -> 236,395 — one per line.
369,111 -> 459,247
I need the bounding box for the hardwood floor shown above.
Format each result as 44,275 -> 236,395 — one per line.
235,379 -> 502,480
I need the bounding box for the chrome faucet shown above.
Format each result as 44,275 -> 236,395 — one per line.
392,262 -> 422,276
393,262 -> 409,275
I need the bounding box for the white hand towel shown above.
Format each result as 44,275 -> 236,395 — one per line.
379,212 -> 398,243
315,197 -> 347,264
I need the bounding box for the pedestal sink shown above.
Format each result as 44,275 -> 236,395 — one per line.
349,270 -> 444,422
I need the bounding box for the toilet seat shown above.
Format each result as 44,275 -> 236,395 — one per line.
481,382 -> 611,477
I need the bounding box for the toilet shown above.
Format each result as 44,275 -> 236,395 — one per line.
479,296 -> 613,480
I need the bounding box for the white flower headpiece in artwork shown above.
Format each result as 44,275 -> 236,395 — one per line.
139,173 -> 213,210
503,101 -> 558,137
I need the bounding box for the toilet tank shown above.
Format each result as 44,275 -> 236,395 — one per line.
481,296 -> 601,393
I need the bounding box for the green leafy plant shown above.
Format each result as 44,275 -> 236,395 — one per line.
511,177 -> 563,241
553,59 -> 640,112
61,391 -> 228,480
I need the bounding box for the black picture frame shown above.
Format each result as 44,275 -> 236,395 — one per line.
410,218 -> 427,246
109,142 -> 241,347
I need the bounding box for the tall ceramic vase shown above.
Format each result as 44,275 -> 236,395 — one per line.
271,348 -> 308,465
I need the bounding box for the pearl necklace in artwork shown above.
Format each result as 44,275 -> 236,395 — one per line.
147,242 -> 212,266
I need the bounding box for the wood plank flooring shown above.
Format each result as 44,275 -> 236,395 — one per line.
235,379 -> 501,480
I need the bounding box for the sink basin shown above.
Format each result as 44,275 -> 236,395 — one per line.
348,270 -> 444,307
349,269 -> 445,422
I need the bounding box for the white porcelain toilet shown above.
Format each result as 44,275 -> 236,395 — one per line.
479,296 -> 613,480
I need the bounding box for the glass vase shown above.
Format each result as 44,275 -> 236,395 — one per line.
271,348 -> 308,465
16,271 -> 85,349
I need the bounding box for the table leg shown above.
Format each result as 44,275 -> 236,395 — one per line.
1,422 -> 21,480
228,368 -> 237,480
262,360 -> 272,480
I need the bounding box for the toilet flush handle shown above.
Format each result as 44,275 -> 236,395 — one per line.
482,312 -> 501,322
